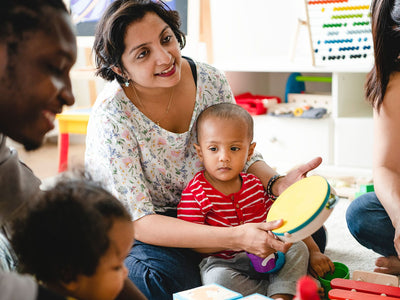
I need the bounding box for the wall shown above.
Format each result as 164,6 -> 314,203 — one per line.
210,0 -> 313,65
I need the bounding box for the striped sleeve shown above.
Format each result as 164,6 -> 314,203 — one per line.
177,175 -> 206,224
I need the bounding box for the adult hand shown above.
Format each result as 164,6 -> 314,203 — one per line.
275,157 -> 322,196
233,219 -> 292,257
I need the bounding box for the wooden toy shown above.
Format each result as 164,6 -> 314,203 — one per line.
173,283 -> 242,300
266,175 -> 338,243
240,294 -> 273,299
352,270 -> 399,286
328,288 -> 400,300
329,276 -> 400,299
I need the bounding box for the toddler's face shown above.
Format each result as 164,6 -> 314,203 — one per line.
72,219 -> 134,300
195,116 -> 254,185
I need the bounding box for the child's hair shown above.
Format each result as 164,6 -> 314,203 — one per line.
196,103 -> 254,141
11,175 -> 132,284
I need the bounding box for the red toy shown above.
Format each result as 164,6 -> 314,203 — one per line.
329,278 -> 400,299
235,92 -> 281,116
294,276 -> 320,300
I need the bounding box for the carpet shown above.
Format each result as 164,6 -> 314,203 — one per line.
323,197 -> 379,277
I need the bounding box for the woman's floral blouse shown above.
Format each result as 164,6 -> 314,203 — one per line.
85,60 -> 262,220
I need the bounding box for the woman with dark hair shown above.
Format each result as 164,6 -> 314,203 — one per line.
86,1 -> 324,298
346,0 -> 400,275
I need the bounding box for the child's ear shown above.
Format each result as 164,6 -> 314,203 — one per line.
61,279 -> 80,294
247,142 -> 256,161
194,143 -> 203,161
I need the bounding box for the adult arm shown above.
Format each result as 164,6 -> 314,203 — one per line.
247,157 -> 323,196
0,135 -> 41,233
134,215 -> 291,257
372,72 -> 400,257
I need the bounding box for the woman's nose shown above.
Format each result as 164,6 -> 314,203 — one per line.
155,45 -> 171,65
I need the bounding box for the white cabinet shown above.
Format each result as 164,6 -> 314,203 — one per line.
253,116 -> 333,173
334,118 -> 373,169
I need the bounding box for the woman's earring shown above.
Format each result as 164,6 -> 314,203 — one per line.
124,79 -> 130,87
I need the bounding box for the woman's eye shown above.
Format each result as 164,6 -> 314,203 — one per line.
162,35 -> 172,44
137,49 -> 149,59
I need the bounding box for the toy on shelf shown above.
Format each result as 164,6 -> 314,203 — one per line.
235,92 -> 281,116
285,72 -> 305,103
305,0 -> 373,67
268,73 -> 331,119
266,175 -> 338,243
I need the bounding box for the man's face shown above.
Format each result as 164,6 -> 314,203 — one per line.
0,8 -> 77,150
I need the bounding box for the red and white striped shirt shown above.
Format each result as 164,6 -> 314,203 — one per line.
177,171 -> 273,258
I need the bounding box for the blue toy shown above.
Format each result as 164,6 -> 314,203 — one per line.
285,72 -> 305,103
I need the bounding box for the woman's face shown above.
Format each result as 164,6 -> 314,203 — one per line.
120,12 -> 182,90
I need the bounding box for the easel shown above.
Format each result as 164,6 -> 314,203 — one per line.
199,0 -> 213,64
290,0 -> 315,65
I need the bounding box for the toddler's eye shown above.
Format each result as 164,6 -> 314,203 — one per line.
231,147 -> 240,151
113,265 -> 123,271
209,147 -> 217,152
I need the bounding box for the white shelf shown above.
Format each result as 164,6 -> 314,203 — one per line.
214,57 -> 374,74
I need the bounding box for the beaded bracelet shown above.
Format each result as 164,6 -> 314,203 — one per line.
266,174 -> 284,200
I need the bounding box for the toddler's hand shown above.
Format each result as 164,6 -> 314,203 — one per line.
308,251 -> 334,278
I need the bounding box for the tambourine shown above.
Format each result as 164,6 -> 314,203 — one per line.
266,175 -> 338,243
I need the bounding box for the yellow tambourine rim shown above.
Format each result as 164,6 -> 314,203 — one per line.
266,175 -> 330,235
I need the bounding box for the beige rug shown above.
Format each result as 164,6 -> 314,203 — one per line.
323,197 -> 379,278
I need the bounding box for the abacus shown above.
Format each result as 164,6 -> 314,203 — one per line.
305,0 -> 373,66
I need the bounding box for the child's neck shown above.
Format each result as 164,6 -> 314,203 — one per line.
203,171 -> 242,195
43,282 -> 78,300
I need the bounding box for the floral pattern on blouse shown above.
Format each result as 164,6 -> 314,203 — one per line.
85,60 -> 262,220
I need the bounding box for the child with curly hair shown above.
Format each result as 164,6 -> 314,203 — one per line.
11,176 -> 141,300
